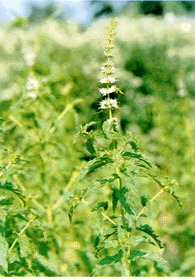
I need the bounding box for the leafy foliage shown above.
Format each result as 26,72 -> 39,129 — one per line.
0,6 -> 194,276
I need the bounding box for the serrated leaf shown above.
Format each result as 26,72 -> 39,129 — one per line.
143,235 -> 157,246
129,140 -> 139,152
98,201 -> 108,210
86,138 -> 96,155
0,234 -> 8,273
99,249 -> 123,266
148,200 -> 159,224
18,235 -> 32,258
0,198 -> 12,206
0,181 -> 25,205
147,254 -> 170,272
121,225 -> 133,232
77,155 -> 113,182
98,173 -> 120,185
149,175 -> 165,188
122,152 -> 153,169
129,236 -> 146,246
166,190 -> 182,208
111,186 -> 135,215
92,201 -> 108,212
36,254 -> 59,275
120,187 -> 135,215
136,224 -> 163,248
103,230 -> 117,241
129,250 -> 147,260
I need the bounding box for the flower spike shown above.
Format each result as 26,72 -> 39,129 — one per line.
99,18 -> 123,124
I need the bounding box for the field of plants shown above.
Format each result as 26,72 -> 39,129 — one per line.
0,3 -> 195,276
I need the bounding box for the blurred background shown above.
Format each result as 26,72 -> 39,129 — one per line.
1,0 -> 195,24
1,0 -> 195,276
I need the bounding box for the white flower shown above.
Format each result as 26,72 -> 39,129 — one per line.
107,117 -> 119,130
99,98 -> 119,110
180,23 -> 192,32
103,62 -> 114,68
27,92 -> 37,99
177,89 -> 187,97
99,85 -> 117,96
100,76 -> 116,84
26,78 -> 39,92
23,49 -> 36,66
101,66 -> 116,74
107,117 -> 118,124
164,12 -> 175,24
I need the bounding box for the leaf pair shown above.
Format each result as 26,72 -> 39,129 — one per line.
112,186 -> 135,215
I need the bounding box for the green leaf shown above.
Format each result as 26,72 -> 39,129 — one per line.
99,249 -> 123,266
18,235 -> 32,258
94,235 -> 100,248
129,250 -> 147,260
112,187 -> 119,212
129,236 -> 146,246
141,195 -> 148,207
147,254 -> 170,273
121,225 -> 133,232
122,152 -> 153,169
36,254 -> 59,275
0,198 -> 12,206
92,201 -> 108,211
98,173 -> 120,185
136,224 -> 163,248
150,176 -> 182,207
68,204 -> 78,223
102,121 -> 112,139
166,189 -> 182,208
78,250 -> 93,274
129,140 -> 139,152
148,200 -> 159,224
84,122 -> 97,132
77,155 -> 113,182
111,187 -> 135,215
120,187 -> 135,215
0,181 -> 25,205
0,234 -> 8,273
149,175 -> 165,188
86,138 -> 96,155
103,230 -> 117,241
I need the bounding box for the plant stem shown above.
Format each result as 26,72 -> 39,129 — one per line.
136,186 -> 169,221
8,215 -> 37,254
80,198 -> 116,225
115,167 -> 131,277
109,108 -> 112,120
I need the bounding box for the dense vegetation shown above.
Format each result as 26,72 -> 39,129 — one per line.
0,6 -> 195,276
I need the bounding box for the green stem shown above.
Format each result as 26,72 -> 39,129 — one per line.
136,186 -> 169,221
8,216 -> 37,254
109,108 -> 112,120
115,167 -> 131,277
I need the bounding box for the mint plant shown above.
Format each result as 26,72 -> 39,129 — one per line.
72,18 -> 182,277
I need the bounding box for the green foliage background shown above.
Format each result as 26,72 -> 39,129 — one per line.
0,3 -> 195,276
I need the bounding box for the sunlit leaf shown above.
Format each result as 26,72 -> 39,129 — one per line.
0,234 -> 8,273
99,249 -> 123,265
136,224 -> 163,248
0,181 -> 25,205
129,250 -> 147,260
